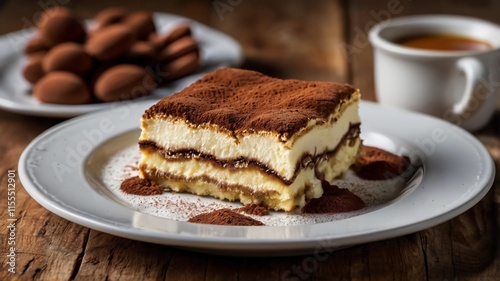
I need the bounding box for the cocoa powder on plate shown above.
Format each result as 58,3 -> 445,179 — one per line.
353,145 -> 411,180
302,181 -> 365,214
188,208 -> 264,226
120,176 -> 162,195
234,204 -> 269,216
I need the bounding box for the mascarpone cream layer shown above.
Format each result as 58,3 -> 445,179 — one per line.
139,137 -> 361,211
140,93 -> 360,181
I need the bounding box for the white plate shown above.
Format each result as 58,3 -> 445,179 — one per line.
0,13 -> 243,118
19,101 -> 494,256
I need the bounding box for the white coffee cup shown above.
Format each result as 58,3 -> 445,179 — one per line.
369,15 -> 500,131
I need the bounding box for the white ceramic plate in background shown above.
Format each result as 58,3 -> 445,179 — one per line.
18,101 -> 494,256
0,13 -> 243,118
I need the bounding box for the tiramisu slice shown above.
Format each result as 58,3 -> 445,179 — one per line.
138,68 -> 361,211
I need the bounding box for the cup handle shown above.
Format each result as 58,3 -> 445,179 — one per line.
452,57 -> 485,115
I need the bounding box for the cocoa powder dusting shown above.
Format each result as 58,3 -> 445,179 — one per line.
353,145 -> 410,180
125,164 -> 139,171
143,68 -> 357,140
120,176 -> 162,195
188,208 -> 264,226
234,204 -> 269,216
302,181 -> 365,214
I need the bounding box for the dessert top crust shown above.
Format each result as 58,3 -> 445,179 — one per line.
143,68 -> 357,137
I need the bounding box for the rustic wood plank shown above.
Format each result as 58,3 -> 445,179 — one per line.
74,231 -> 173,280
368,236 -> 426,280
235,256 -> 289,281
0,0 -> 50,34
0,204 -> 89,281
211,0 -> 348,82
417,100 -> 500,280
419,189 -> 497,280
205,256 -> 239,281
419,118 -> 495,273
68,0 -> 213,25
459,208 -> 500,281
0,111 -> 88,281
451,190 -> 496,273
314,236 -> 426,281
163,250 -> 209,281
462,122 -> 500,281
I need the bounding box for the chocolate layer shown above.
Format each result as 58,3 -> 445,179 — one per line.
140,124 -> 360,185
141,167 -> 279,198
143,68 -> 358,139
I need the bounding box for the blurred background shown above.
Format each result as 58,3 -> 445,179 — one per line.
2,0 -> 500,102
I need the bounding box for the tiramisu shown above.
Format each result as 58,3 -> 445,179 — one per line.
138,68 -> 361,211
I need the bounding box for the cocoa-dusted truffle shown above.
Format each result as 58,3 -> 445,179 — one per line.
24,7 -> 201,105
37,7 -> 86,46
149,24 -> 192,50
161,51 -> 200,82
24,37 -> 50,55
123,11 -> 156,40
85,24 -> 135,61
23,52 -> 46,84
94,64 -> 157,102
93,7 -> 128,30
33,72 -> 91,104
42,42 -> 93,76
158,36 -> 198,62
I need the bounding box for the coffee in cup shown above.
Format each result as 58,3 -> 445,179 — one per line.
369,15 -> 500,131
397,34 -> 492,52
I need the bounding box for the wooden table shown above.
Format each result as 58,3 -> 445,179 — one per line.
1,0 -> 499,280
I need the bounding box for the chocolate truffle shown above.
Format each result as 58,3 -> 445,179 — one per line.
38,7 -> 86,46
23,52 -> 46,84
33,71 -> 91,104
94,64 -> 157,102
85,24 -> 135,61
123,11 -> 156,40
42,42 -> 93,76
93,7 -> 128,30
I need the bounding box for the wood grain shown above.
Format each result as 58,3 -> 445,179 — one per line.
74,232 -> 172,280
0,0 -> 498,280
0,111 -> 84,281
212,0 -> 348,82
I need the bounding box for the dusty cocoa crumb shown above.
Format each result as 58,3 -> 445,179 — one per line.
120,176 -> 162,195
302,181 -> 365,214
188,208 -> 265,226
234,204 -> 269,216
353,145 -> 410,180
125,164 -> 139,171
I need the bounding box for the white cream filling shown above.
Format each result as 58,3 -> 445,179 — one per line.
140,93 -> 360,180
139,137 -> 361,211
140,152 -> 313,199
